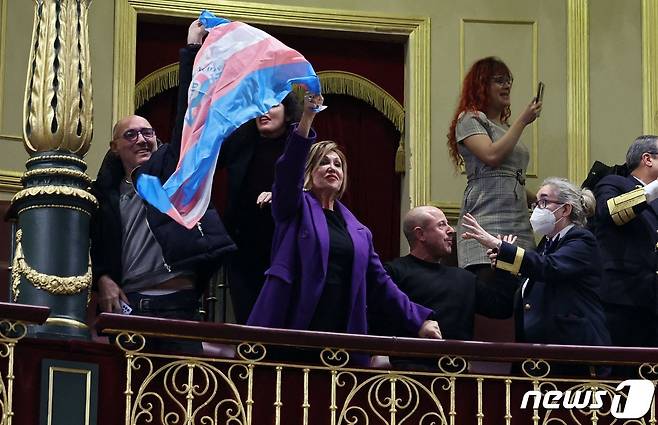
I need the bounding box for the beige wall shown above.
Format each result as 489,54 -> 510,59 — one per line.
590,0 -> 643,166
0,0 -> 652,222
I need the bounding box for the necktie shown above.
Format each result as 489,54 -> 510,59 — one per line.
543,235 -> 560,255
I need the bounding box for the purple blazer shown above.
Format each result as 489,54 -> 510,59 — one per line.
247,126 -> 432,342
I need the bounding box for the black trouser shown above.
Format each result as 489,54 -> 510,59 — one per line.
124,289 -> 203,355
603,303 -> 657,378
465,263 -> 496,285
228,257 -> 266,324
605,303 -> 658,347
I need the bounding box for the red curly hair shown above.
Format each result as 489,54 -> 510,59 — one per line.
447,57 -> 512,170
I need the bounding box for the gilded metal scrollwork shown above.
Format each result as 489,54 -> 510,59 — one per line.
335,373 -> 448,425
116,332 -> 147,353
128,359 -> 248,425
522,358 -> 551,378
106,328 -> 658,425
639,363 -> 658,380
0,320 -> 27,341
0,319 -> 31,425
236,342 -> 266,362
11,229 -> 91,302
437,355 -> 467,375
11,185 -> 98,208
321,348 -> 350,369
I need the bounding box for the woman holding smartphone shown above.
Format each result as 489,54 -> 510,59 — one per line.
447,56 -> 543,281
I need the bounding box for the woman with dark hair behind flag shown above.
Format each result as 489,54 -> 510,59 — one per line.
179,20 -> 301,323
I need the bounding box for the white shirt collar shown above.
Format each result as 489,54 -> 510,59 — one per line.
633,175 -> 647,186
550,223 -> 575,243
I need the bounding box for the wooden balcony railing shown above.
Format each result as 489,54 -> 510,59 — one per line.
0,302 -> 50,425
96,313 -> 658,425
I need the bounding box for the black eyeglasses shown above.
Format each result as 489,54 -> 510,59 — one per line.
121,127 -> 155,143
530,199 -> 560,210
491,75 -> 513,86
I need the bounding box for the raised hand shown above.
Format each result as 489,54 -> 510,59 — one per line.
486,234 -> 517,267
304,92 -> 325,113
296,93 -> 324,138
187,19 -> 208,45
461,213 -> 502,249
256,191 -> 272,207
518,100 -> 543,126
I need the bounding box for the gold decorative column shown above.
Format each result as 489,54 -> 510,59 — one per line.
567,0 -> 590,184
642,0 -> 658,134
11,0 -> 96,339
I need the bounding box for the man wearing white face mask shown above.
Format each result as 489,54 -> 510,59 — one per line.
593,135 -> 658,348
461,178 -> 611,353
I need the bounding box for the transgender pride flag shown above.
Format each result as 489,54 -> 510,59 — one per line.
136,10 -> 321,229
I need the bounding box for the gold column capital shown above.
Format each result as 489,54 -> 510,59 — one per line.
23,0 -> 94,155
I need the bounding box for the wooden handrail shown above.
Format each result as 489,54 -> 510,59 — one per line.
0,302 -> 50,324
96,313 -> 658,366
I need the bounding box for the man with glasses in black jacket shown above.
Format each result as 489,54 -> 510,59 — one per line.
90,19 -> 237,353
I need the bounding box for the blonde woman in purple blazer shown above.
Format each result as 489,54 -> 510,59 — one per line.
248,95 -> 441,363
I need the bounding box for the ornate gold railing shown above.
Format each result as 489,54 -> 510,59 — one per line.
0,303 -> 49,425
97,313 -> 658,425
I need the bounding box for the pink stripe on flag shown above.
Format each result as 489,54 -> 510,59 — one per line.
179,36 -> 307,160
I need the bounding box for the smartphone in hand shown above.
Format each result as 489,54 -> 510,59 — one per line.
119,300 -> 132,315
535,81 -> 545,103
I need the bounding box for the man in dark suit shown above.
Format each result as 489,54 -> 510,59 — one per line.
593,135 -> 658,347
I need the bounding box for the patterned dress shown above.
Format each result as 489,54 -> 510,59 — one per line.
455,111 -> 535,268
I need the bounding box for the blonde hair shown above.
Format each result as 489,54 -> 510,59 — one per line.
303,141 -> 348,199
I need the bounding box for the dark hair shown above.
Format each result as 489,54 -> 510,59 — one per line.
626,135 -> 658,170
447,57 -> 512,169
281,92 -> 301,124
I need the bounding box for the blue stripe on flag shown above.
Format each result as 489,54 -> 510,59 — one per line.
158,61 -> 320,208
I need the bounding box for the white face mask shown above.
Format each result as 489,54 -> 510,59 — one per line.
530,204 -> 565,236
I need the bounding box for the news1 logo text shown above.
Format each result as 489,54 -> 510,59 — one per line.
521,379 -> 656,419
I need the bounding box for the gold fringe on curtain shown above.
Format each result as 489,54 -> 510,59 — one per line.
133,66 -> 407,172
317,70 -> 404,133
134,63 -> 180,110
316,70 -> 406,173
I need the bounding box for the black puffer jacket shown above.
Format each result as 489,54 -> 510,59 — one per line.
90,45 -> 236,290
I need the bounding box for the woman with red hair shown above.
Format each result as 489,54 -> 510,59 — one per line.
447,57 -> 542,280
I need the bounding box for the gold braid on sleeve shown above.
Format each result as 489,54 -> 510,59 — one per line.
496,247 -> 525,275
11,229 -> 91,304
607,187 -> 646,226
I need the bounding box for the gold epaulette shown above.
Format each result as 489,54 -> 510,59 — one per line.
496,246 -> 525,275
607,187 -> 646,226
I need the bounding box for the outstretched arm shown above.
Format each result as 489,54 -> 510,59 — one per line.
271,94 -> 323,221
170,20 -> 208,157
595,176 -> 658,226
